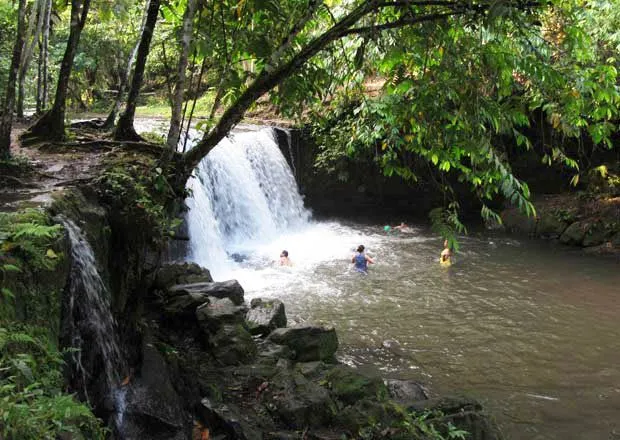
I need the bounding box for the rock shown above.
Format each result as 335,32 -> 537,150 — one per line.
196,298 -> 248,333
267,326 -> 338,362
169,280 -> 244,306
256,340 -> 293,365
408,396 -> 501,440
154,262 -> 213,289
209,324 -> 257,365
536,212 -> 568,239
582,222 -> 612,247
162,292 -> 210,316
560,221 -> 587,246
246,298 -> 287,336
119,338 -> 189,440
323,365 -> 388,405
385,379 -> 429,403
200,398 -> 263,440
500,208 -> 537,236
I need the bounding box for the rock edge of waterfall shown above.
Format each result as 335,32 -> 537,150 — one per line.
5,183 -> 502,439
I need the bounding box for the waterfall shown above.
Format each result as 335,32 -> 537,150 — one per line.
186,128 -> 310,276
58,217 -> 126,429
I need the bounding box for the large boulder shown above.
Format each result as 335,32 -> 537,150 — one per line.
209,324 -> 257,366
500,208 -> 538,236
560,221 -> 587,246
153,262 -> 213,289
536,212 -> 568,239
323,365 -> 388,405
267,326 -> 338,362
169,280 -> 245,305
196,298 -> 248,333
246,298 -> 287,336
199,398 -> 263,440
582,222 -> 613,247
385,379 -> 429,404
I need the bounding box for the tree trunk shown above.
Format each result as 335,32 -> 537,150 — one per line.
103,0 -> 150,129
114,0 -> 161,141
0,0 -> 28,160
27,0 -> 91,141
166,0 -> 199,150
18,0 -> 46,119
39,0 -> 52,112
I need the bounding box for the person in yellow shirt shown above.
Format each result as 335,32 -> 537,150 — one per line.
440,240 -> 453,266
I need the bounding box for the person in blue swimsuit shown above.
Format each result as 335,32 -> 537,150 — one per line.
351,245 -> 374,273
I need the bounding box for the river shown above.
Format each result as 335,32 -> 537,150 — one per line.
139,121 -> 620,439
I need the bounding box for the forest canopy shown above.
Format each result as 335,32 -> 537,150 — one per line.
0,0 -> 618,240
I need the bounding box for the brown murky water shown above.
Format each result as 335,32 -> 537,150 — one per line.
235,223 -> 620,440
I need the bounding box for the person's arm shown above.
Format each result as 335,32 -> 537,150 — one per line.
366,255 -> 375,264
351,255 -> 355,263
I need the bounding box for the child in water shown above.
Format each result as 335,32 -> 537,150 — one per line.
279,250 -> 293,266
439,240 -> 453,266
352,245 -> 374,273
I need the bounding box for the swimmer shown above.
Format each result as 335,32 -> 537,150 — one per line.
393,221 -> 411,233
352,245 -> 374,273
439,239 -> 453,266
279,250 -> 293,266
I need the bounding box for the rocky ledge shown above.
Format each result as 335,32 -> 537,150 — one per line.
119,262 -> 502,440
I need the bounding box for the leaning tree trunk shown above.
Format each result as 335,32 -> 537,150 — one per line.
166,0 -> 199,150
103,0 -> 150,129
26,0 -> 90,141
18,0 -> 46,119
0,0 -> 28,160
113,0 -> 161,141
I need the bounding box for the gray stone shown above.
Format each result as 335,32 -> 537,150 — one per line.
385,379 -> 429,403
500,208 -> 537,236
256,340 -> 293,365
210,324 -> 257,365
196,298 -> 248,333
246,298 -> 287,336
536,212 -> 568,239
582,222 -> 612,247
560,221 -> 587,246
154,262 -> 213,289
200,398 -> 263,440
267,326 -> 338,362
169,280 -> 244,305
323,365 -> 388,405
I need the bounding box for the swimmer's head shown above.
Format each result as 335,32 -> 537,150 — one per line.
280,250 -> 288,257
357,245 -> 365,253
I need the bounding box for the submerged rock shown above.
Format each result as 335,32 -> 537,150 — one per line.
246,298 -> 287,336
385,379 -> 429,403
267,326 -> 338,362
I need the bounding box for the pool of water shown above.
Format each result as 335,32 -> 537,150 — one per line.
201,220 -> 620,440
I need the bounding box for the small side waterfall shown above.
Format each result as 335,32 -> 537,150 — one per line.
58,217 -> 127,431
186,128 -> 310,275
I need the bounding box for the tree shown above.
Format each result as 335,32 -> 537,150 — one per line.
0,0 -> 28,160
36,0 -> 52,114
17,0 -> 45,118
113,0 -> 161,141
103,0 -> 151,129
166,0 -> 200,150
26,0 -> 91,141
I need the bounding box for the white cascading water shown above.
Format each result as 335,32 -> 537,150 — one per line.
186,128 -> 310,276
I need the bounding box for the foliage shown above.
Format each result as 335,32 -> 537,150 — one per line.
95,151 -> 183,243
0,324 -> 105,439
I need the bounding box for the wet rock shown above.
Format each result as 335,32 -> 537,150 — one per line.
536,212 -> 568,239
210,324 -> 257,365
162,291 -> 210,316
560,221 -> 587,246
154,262 -> 213,289
196,298 -> 248,333
169,280 -> 244,305
119,338 -> 189,440
323,365 -> 388,405
200,398 -> 263,440
385,379 -> 429,403
246,298 -> 287,336
267,326 -> 338,362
